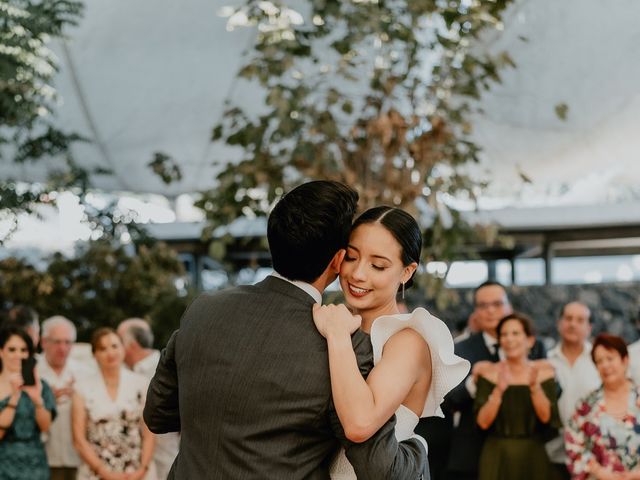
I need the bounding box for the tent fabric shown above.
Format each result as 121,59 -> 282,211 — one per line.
3,0 -> 639,204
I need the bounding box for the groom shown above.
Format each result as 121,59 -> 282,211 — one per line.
144,181 -> 429,479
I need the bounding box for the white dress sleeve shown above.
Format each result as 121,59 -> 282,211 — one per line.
370,307 -> 470,418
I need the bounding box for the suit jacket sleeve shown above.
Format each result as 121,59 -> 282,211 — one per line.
445,339 -> 474,411
143,329 -> 180,433
329,330 -> 429,480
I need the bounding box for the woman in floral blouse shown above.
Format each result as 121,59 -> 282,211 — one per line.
72,328 -> 156,480
565,333 -> 640,480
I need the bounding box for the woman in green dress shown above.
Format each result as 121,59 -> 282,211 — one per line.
473,312 -> 560,480
0,325 -> 56,480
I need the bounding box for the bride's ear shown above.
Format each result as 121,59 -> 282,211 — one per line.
402,262 -> 418,283
330,249 -> 346,274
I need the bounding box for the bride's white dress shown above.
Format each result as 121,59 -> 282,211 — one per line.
329,307 -> 470,479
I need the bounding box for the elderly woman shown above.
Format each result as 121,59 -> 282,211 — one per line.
0,325 -> 56,479
473,312 -> 560,480
565,333 -> 640,480
72,328 -> 156,480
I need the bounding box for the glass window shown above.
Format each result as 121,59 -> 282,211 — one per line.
514,258 -> 545,286
445,261 -> 488,288
552,255 -> 640,284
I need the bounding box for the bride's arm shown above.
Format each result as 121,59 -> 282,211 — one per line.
314,304 -> 427,443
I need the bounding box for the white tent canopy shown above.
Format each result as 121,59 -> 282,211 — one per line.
469,0 -> 640,205
4,0 -> 640,205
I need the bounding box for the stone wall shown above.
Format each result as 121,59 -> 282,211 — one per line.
411,282 -> 640,344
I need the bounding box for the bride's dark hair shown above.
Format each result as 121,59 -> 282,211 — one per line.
352,206 -> 422,289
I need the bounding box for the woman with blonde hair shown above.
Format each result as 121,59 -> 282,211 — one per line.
72,328 -> 156,480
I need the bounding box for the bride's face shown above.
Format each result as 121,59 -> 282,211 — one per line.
339,223 -> 415,312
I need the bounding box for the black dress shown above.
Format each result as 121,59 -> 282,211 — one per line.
474,377 -> 560,480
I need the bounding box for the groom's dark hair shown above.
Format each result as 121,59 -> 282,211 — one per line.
268,181 -> 358,283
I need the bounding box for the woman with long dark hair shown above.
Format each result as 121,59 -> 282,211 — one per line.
0,325 -> 56,479
312,206 -> 470,479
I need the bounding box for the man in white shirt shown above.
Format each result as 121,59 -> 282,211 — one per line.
546,301 -> 600,479
118,318 -> 179,480
37,316 -> 92,480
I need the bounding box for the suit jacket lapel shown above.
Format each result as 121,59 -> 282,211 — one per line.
472,332 -> 494,361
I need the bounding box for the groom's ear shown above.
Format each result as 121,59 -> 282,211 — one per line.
330,249 -> 346,274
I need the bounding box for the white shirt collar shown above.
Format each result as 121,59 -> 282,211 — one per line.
482,331 -> 504,359
133,350 -> 161,374
482,331 -> 498,349
548,341 -> 593,361
270,271 -> 322,304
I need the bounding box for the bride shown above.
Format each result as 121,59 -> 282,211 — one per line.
313,206 -> 470,479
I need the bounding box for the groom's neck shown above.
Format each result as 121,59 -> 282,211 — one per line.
309,271 -> 337,295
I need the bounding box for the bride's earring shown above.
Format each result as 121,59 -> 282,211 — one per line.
401,281 -> 405,300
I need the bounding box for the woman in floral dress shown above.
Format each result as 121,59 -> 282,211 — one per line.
565,333 -> 640,480
72,328 -> 156,480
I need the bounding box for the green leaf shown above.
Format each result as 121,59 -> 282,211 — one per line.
212,124 -> 223,141
555,103 -> 569,121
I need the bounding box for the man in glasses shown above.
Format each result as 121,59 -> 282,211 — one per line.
37,315 -> 91,480
445,281 -> 546,480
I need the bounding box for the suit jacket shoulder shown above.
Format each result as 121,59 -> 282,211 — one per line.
455,332 -> 491,364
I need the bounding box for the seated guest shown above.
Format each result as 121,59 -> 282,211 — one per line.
473,312 -> 560,480
38,316 -> 93,480
565,333 -> 640,479
0,326 -> 56,480
72,328 -> 156,480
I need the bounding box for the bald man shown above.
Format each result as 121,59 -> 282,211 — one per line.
546,302 -> 600,479
117,318 -> 179,479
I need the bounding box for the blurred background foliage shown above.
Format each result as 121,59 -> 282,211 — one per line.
198,0 -> 514,298
1,0 -> 518,337
0,241 -> 191,347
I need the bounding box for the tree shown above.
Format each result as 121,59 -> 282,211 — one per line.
0,0 -> 136,245
197,0 -> 514,293
0,241 -> 191,346
1,0 -> 88,235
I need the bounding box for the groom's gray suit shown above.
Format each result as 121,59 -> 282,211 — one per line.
144,275 -> 428,479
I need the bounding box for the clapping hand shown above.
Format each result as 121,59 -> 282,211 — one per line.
125,467 -> 148,480
312,303 -> 361,339
587,458 -> 628,480
101,471 -> 130,480
52,378 -> 75,402
528,363 -> 540,391
471,361 -> 487,383
496,361 -> 511,394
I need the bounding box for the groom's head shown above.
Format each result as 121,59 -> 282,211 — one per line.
268,181 -> 358,283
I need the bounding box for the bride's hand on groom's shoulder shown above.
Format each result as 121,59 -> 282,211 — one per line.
312,303 -> 361,339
